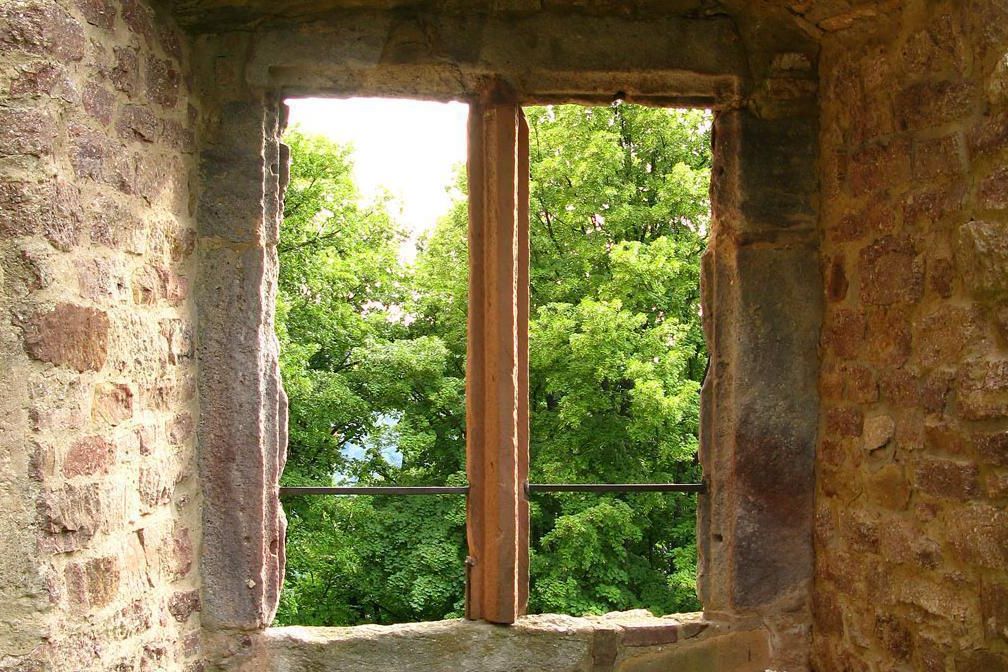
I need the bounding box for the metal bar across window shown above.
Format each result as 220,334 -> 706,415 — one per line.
279,482 -> 706,497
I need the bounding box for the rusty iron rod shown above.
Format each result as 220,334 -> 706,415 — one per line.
279,483 -> 706,496
279,486 -> 469,496
527,483 -> 706,494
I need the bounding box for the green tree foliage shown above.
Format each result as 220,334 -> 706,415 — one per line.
276,103 -> 711,626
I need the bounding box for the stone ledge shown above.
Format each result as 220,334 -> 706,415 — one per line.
210,612 -> 771,672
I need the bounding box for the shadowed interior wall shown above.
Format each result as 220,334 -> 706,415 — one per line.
813,1 -> 1008,670
0,0 -> 203,669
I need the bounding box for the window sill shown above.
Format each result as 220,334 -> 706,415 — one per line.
216,611 -> 772,671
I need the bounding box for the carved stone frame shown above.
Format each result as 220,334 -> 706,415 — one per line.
192,13 -> 822,669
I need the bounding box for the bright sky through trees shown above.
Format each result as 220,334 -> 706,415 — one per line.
285,97 -> 469,261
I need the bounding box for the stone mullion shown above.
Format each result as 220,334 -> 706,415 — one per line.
465,101 -> 530,625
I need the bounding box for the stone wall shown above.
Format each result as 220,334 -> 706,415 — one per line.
813,1 -> 1008,670
0,0 -> 202,669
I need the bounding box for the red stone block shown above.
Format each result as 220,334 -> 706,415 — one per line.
858,235 -> 923,305
63,436 -> 114,477
117,104 -> 159,143
826,406 -> 864,438
822,308 -> 865,359
104,47 -> 140,93
0,1 -> 86,62
0,107 -> 57,158
955,650 -> 1008,672
896,80 -> 976,130
75,0 -> 116,29
979,167 -> 1008,210
982,579 -> 1008,642
22,303 -> 109,372
957,360 -> 1008,420
168,590 -> 201,622
914,457 -> 981,499
147,57 -> 180,108
82,81 -> 115,126
9,62 -> 66,97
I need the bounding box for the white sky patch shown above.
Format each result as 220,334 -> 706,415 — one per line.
285,97 -> 469,261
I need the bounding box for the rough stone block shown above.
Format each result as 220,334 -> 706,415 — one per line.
857,235 -> 923,305
914,458 -> 980,499
22,303 -> 110,372
0,107 -> 57,158
947,502 -> 1008,570
958,220 -> 1008,296
0,0 -> 86,62
896,80 -> 977,130
957,360 -> 1008,420
63,436 -> 115,477
92,383 -> 134,425
979,167 -> 1008,210
147,57 -> 180,108
168,590 -> 201,622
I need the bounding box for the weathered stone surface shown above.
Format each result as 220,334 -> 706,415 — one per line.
209,615 -> 768,672
22,304 -> 110,372
0,0 -> 202,667
814,3 -> 1008,671
63,436 -> 115,477
958,220 -> 1008,296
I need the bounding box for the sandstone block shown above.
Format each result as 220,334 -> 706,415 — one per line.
92,382 -> 134,425
982,580 -> 1008,642
848,139 -> 910,197
22,303 -> 110,372
975,430 -> 1008,467
63,436 -> 114,477
958,220 -> 1008,296
147,57 -> 180,108
896,80 -> 976,130
9,62 -> 72,98
0,177 -> 82,250
822,308 -> 865,359
864,306 -> 912,367
980,167 -> 1008,210
861,414 -> 894,452
914,457 -> 980,499
104,46 -> 140,93
0,107 -> 57,158
911,134 -> 964,181
955,650 -> 1008,672
866,464 -> 909,510
873,614 -> 912,662
66,556 -> 120,610
82,81 -> 115,126
858,235 -> 923,305
75,0 -> 116,28
0,0 -> 86,62
957,360 -> 1008,420
168,590 -> 201,622
117,104 -> 159,143
947,502 -> 1008,569
827,407 -> 863,438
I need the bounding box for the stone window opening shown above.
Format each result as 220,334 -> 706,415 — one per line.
197,29 -> 822,669
273,92 -> 710,628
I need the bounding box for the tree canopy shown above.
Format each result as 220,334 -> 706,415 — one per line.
275,102 -> 712,626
